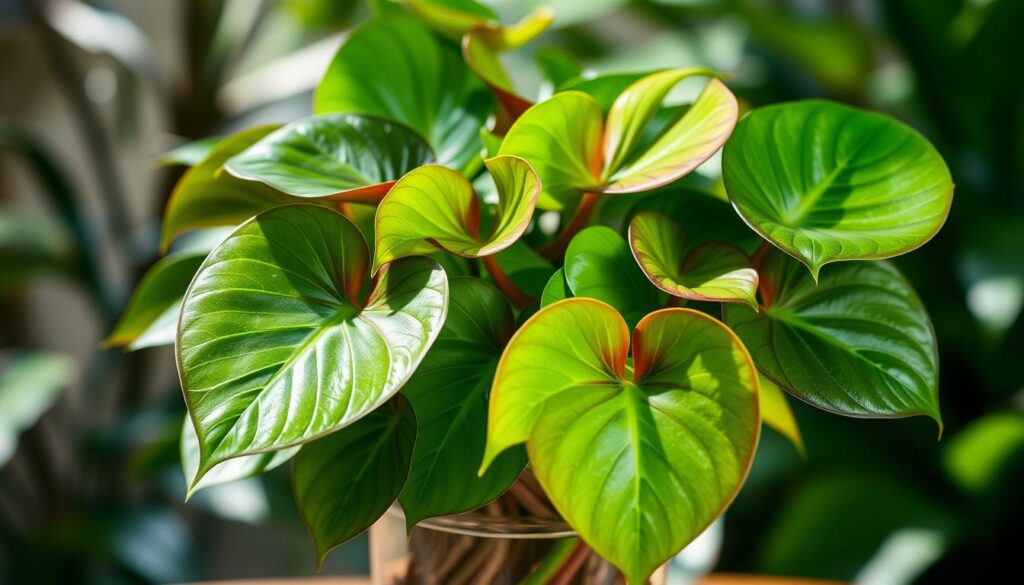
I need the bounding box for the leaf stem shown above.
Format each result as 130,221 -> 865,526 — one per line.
539,192 -> 599,259
482,254 -> 534,308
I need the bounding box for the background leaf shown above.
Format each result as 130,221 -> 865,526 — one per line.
723,100 -> 953,279
292,395 -> 416,566
178,205 -> 447,483
399,277 -> 526,528
723,250 -> 941,425
225,114 -> 434,200
0,351 -> 75,467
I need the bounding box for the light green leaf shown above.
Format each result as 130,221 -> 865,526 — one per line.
373,156 -> 540,272
404,0 -> 497,39
0,351 -> 75,467
540,267 -> 572,307
161,126 -> 302,252
759,374 -> 804,456
564,226 -> 661,329
399,278 -> 526,528
628,211 -> 758,309
500,69 -> 737,210
106,250 -> 206,350
944,412 -> 1024,496
314,16 -> 492,171
483,300 -> 759,585
293,395 -> 416,566
180,416 -> 297,497
225,114 -> 434,201
723,100 -> 953,280
178,205 -> 448,484
723,250 -> 941,426
157,136 -> 221,167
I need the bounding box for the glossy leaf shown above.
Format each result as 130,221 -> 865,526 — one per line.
0,351 -> 75,467
225,114 -> 434,201
178,205 -> 448,484
399,278 -> 526,528
161,126 -> 301,251
483,300 -> 759,585
628,211 -> 758,309
373,156 -> 540,272
314,16 -> 492,171
564,226 -> 660,329
723,100 -> 953,279
405,0 -> 497,39
293,395 -> 416,566
540,267 -> 572,307
180,417 -> 297,497
106,250 -> 206,350
499,69 -> 737,210
759,375 -> 804,456
723,250 -> 941,425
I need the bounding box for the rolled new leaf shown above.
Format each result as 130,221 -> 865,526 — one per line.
482,299 -> 759,585
373,155 -> 540,272
628,211 -> 758,309
178,205 -> 448,486
499,68 -> 738,210
225,114 -> 434,202
723,250 -> 942,428
723,100 -> 953,280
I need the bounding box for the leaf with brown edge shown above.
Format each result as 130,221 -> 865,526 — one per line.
373,155 -> 540,273
482,299 -> 759,585
628,211 -> 758,309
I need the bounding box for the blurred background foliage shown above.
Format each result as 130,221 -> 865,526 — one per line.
0,0 -> 1021,583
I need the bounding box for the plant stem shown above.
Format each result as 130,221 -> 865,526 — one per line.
539,192 -> 599,259
482,254 -> 534,308
547,541 -> 591,585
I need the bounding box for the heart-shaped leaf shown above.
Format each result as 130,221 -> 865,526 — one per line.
482,300 -> 759,585
628,211 -> 758,309
180,417 -> 297,497
178,205 -> 448,485
723,250 -> 941,426
161,126 -> 303,251
499,69 -> 738,210
564,226 -> 661,329
723,100 -> 953,280
106,250 -> 206,350
399,277 -> 526,528
462,8 -> 555,120
540,267 -> 572,307
373,155 -> 540,272
225,114 -> 434,202
314,16 -> 492,171
293,394 -> 416,566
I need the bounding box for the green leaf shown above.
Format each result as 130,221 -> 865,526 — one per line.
759,375 -> 804,456
314,16 -> 492,171
944,412 -> 1024,496
540,267 -> 572,307
106,250 -> 206,350
0,351 -> 75,467
628,211 -> 758,309
404,0 -> 497,39
399,278 -> 526,528
499,69 -> 737,210
225,114 -> 434,201
482,300 -> 759,585
293,395 -> 416,566
723,250 -> 941,426
0,208 -> 76,291
178,205 -> 448,485
161,126 -> 302,251
180,417 -> 297,497
723,100 -> 953,280
373,156 -> 540,272
157,136 -> 221,167
564,226 -> 661,329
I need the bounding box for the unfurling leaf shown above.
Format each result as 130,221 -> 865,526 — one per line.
723,250 -> 941,427
723,100 -> 953,280
483,300 -> 759,585
373,155 -> 540,272
178,205 -> 447,485
225,114 -> 434,202
500,68 -> 738,210
628,211 -> 758,309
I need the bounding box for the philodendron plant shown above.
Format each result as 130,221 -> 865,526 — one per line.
111,2 -> 952,583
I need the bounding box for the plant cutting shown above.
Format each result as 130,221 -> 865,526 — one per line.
111,1 -> 953,583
